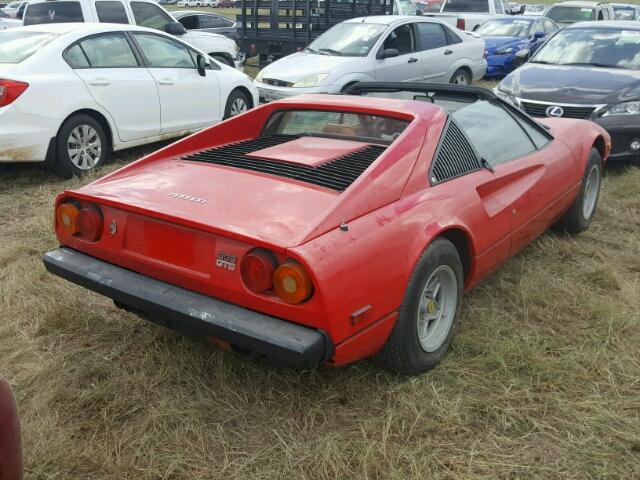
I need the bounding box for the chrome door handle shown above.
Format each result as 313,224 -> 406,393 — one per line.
444,49 -> 453,55
88,78 -> 110,86
408,57 -> 418,63
158,78 -> 174,85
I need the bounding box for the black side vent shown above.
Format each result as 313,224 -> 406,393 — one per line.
430,121 -> 481,184
182,135 -> 387,192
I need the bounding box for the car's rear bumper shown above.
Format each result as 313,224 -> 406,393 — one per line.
0,105 -> 57,162
43,247 -> 334,368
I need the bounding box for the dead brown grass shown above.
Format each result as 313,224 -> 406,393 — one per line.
0,147 -> 639,479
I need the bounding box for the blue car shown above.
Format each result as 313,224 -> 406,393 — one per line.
477,16 -> 559,79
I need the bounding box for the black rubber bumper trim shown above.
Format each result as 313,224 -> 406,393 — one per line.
43,248 -> 333,368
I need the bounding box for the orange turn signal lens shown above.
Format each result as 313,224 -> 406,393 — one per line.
273,261 -> 313,304
55,202 -> 80,236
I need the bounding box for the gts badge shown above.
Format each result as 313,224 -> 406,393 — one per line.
216,252 -> 237,271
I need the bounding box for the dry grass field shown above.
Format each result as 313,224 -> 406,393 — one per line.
0,142 -> 639,480
1,9 -> 640,478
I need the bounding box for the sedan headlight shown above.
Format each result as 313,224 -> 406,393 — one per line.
495,47 -> 514,55
602,101 -> 640,116
292,73 -> 329,88
494,87 -> 519,107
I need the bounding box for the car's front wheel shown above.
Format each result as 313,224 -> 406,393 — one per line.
553,147 -> 603,234
53,114 -> 109,178
223,89 -> 250,119
377,237 -> 464,375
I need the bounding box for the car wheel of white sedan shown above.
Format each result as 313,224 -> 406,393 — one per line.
224,89 -> 250,119
450,68 -> 471,86
54,114 -> 109,178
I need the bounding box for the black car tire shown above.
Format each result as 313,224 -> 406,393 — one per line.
553,147 -> 602,234
223,89 -> 250,119
53,114 -> 109,179
450,68 -> 471,85
376,238 -> 464,375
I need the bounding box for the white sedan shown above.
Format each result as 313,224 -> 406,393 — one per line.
254,16 -> 487,103
0,23 -> 257,177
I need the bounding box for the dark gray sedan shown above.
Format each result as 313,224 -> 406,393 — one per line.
171,10 -> 237,40
496,21 -> 640,162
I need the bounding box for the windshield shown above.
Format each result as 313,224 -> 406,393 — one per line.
476,19 -> 533,37
532,27 -> 640,69
442,0 -> 489,13
613,6 -> 636,20
545,5 -> 595,23
5,1 -> 22,8
23,2 -> 84,25
0,31 -> 59,62
307,23 -> 387,57
263,110 -> 409,144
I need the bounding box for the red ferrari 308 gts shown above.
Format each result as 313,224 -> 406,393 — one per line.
43,84 -> 610,374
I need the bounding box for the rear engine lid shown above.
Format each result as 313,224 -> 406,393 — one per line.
73,135 -> 387,248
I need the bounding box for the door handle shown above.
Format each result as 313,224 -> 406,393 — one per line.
444,49 -> 453,55
157,78 -> 174,85
88,78 -> 110,86
408,57 -> 418,63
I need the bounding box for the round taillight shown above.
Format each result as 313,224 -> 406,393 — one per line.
78,206 -> 103,242
241,250 -> 276,293
55,202 -> 80,235
273,261 -> 313,304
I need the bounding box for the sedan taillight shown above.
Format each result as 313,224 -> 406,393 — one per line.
0,79 -> 29,108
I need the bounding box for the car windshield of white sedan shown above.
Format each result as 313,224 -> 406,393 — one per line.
545,5 -> 595,22
306,23 -> 387,57
531,28 -> 640,69
0,31 -> 59,63
476,19 -> 532,37
263,110 -> 409,143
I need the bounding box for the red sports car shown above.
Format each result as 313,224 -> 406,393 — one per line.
43,83 -> 610,374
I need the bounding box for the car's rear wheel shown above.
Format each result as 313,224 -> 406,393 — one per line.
377,237 -> 464,375
53,114 -> 109,178
553,147 -> 602,234
450,68 -> 471,85
223,89 -> 250,119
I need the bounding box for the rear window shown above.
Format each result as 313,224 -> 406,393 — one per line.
442,0 -> 489,13
545,5 -> 595,22
23,1 -> 83,25
95,1 -> 129,23
262,110 -> 409,144
0,31 -> 59,63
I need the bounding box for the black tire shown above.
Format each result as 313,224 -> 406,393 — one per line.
449,68 -> 471,85
553,148 -> 602,234
210,54 -> 234,67
377,238 -> 464,375
52,114 -> 109,179
223,89 -> 250,119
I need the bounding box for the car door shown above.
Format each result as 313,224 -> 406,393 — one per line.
452,99 -> 578,257
373,23 -> 423,82
415,22 -> 453,82
131,32 -> 221,133
199,13 -> 235,37
66,32 -> 161,142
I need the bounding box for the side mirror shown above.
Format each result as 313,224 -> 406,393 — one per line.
533,31 -> 545,40
379,48 -> 400,59
514,48 -> 529,65
165,21 -> 187,35
196,54 -> 207,76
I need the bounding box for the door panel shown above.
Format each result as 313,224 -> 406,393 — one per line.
133,32 -> 222,133
374,23 -> 422,82
72,33 -> 160,142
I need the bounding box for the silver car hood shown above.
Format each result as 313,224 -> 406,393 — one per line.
259,51 -> 364,83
